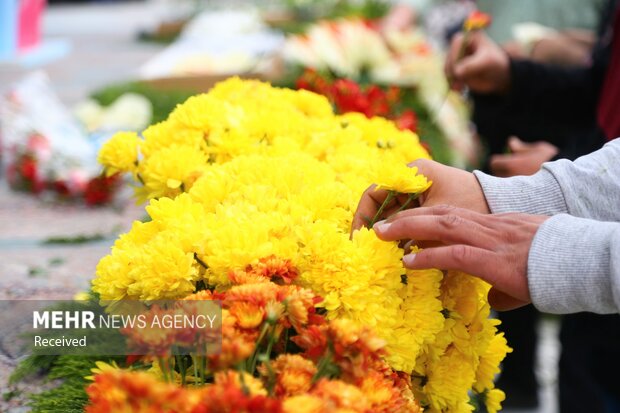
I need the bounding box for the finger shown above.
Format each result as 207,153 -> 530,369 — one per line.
403,239 -> 415,252
351,186 -> 412,234
507,136 -> 530,153
489,154 -> 523,177
385,204 -> 490,226
373,214 -> 496,249
453,50 -> 487,81
487,287 -> 530,311
405,246 -> 529,302
445,33 -> 466,82
406,158 -> 433,173
351,185 -> 386,231
382,202 -> 413,220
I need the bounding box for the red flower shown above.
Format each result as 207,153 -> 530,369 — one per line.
395,110 -> 418,132
295,69 -> 419,132
53,180 -> 71,197
17,155 -> 45,193
84,174 -> 120,206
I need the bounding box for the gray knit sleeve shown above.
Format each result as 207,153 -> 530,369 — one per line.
474,139 -> 620,220
473,168 -> 568,215
471,139 -> 620,314
528,215 -> 620,314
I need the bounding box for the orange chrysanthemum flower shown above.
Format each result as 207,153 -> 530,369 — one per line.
463,10 -> 492,31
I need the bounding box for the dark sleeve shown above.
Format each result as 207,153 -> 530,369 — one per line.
501,0 -> 613,124
506,56 -> 606,125
550,126 -> 608,161
472,41 -> 610,162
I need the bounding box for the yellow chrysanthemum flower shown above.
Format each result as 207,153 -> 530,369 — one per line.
97,131 -> 141,176
373,161 -> 432,194
94,78 -> 509,412
139,145 -> 208,199
485,388 -> 506,413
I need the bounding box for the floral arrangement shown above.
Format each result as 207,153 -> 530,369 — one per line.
282,18 -> 432,84
93,78 -> 510,412
5,132 -> 121,205
0,72 -> 133,206
283,18 -> 479,169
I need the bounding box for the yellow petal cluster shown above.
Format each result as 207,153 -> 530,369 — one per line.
95,78 -> 510,411
97,131 -> 140,177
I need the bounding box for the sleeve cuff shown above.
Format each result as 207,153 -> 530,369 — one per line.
473,168 -> 568,215
528,214 -> 619,314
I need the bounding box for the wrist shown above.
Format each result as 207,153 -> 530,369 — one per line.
468,173 -> 492,214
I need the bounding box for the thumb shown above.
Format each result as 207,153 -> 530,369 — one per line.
507,136 -> 529,153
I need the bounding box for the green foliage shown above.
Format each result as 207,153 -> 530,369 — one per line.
281,0 -> 389,22
28,356 -> 109,413
398,88 -> 453,166
3,388 -> 22,402
43,233 -> 106,245
91,82 -> 194,125
9,355 -> 57,385
328,0 -> 389,19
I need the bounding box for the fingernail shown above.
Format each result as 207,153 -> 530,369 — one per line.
403,253 -> 416,267
373,221 -> 391,233
403,240 -> 413,251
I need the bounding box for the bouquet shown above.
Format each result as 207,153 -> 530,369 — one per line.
0,72 -> 128,206
4,132 -> 121,205
92,78 -> 509,412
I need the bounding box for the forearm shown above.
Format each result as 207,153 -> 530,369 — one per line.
473,168 -> 568,216
474,140 -> 620,221
527,215 -> 620,314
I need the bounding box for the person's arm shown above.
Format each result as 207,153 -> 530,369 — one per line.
471,139 -> 620,313
447,30 -> 610,138
528,215 -> 620,313
372,206 -> 620,314
354,140 -> 620,314
500,54 -> 605,126
474,139 -> 620,221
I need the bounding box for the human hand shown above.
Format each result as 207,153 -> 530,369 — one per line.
373,205 -> 550,311
490,136 -> 559,177
445,31 -> 511,94
351,159 -> 490,232
502,41 -> 528,59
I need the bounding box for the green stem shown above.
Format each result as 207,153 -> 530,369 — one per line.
369,190 -> 396,227
262,357 -> 276,396
249,322 -> 271,374
263,328 -> 277,364
237,364 -> 251,395
396,193 -> 420,213
283,328 -> 290,354
194,253 -> 208,269
312,350 -> 331,383
436,30 -> 472,124
192,354 -> 199,387
177,355 -> 187,387
199,355 -> 206,385
455,31 -> 471,64
158,357 -> 170,383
